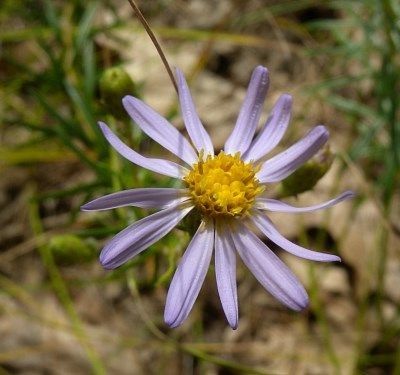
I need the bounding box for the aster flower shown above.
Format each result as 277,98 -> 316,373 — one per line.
82,66 -> 354,329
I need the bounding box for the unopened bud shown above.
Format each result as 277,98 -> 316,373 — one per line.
278,144 -> 334,198
99,67 -> 137,119
177,209 -> 202,236
48,234 -> 96,266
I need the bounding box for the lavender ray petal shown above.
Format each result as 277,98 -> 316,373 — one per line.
257,125 -> 329,183
81,188 -> 190,211
256,191 -> 355,213
100,204 -> 193,269
175,68 -> 214,155
122,96 -> 198,165
99,122 -> 188,179
224,66 -> 269,155
243,94 -> 292,162
251,211 -> 341,262
215,222 -> 238,329
229,223 -> 308,311
164,220 -> 214,328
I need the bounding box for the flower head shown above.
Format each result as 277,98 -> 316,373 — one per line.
184,151 -> 264,218
82,66 -> 354,329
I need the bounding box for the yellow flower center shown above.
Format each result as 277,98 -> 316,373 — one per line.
184,151 -> 264,218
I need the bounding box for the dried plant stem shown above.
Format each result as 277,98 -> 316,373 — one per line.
126,0 -> 178,94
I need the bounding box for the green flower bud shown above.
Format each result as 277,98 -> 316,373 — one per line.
48,234 -> 96,266
278,144 -> 334,198
99,67 -> 137,119
177,209 -> 202,236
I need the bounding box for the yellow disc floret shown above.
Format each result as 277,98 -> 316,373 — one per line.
184,151 -> 264,218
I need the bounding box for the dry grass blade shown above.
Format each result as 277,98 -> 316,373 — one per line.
126,0 -> 178,93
